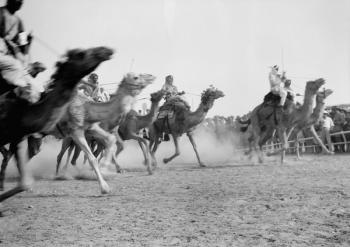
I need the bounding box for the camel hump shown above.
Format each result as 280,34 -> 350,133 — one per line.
160,96 -> 190,112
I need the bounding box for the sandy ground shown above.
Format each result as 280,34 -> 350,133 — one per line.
0,152 -> 349,247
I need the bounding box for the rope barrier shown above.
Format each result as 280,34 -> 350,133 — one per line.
32,35 -> 61,57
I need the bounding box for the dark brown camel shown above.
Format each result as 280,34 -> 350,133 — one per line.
0,62 -> 47,190
149,87 -> 224,168
0,46 -> 113,202
239,78 -> 325,164
111,89 -> 165,174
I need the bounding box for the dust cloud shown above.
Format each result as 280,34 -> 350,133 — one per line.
2,127 -> 246,181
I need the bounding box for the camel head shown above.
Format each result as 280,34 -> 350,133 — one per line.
51,46 -> 114,83
200,86 -> 224,112
316,88 -> 333,103
119,72 -> 155,97
305,78 -> 325,96
150,89 -> 166,103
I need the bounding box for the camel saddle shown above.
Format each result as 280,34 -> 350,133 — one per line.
257,91 -> 294,126
263,91 -> 293,107
157,97 -> 189,120
155,97 -> 189,135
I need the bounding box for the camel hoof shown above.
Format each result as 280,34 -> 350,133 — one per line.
199,163 -> 206,167
151,160 -> 158,168
54,174 -> 72,181
163,158 -> 169,164
18,184 -> 32,192
100,183 -> 111,195
19,176 -> 34,192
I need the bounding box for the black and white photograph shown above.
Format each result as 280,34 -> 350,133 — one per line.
0,0 -> 349,246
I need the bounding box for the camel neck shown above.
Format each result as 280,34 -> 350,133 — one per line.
187,102 -> 209,129
299,89 -> 316,118
311,99 -> 326,124
24,78 -> 79,133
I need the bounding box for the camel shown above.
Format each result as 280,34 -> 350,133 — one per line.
52,72 -> 155,194
55,84 -> 111,176
293,89 -> 333,158
55,90 -> 165,176
0,46 -> 114,201
0,62 -> 46,191
0,62 -> 47,191
112,89 -> 165,174
148,86 -> 224,168
240,78 -> 325,163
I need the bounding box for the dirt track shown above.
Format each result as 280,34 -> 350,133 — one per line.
1,154 -> 350,246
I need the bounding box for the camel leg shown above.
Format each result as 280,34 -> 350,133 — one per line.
310,125 -> 334,155
248,118 -> 264,163
56,138 -> 72,176
295,130 -> 302,159
12,141 -> 33,191
150,137 -> 161,168
88,123 -> 117,168
257,128 -> 275,164
133,136 -> 152,174
163,134 -> 180,164
0,146 -> 12,191
251,130 -> 264,164
245,134 -> 254,159
0,141 -> 33,201
148,126 -> 158,167
111,137 -> 124,172
137,141 -> 147,162
187,132 -> 205,167
71,144 -> 82,166
27,136 -> 42,159
278,128 -> 288,164
93,142 -> 104,166
59,141 -> 76,177
71,130 -> 110,194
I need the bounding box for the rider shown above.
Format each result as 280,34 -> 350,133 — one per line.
0,0 -> 41,103
162,75 -> 180,100
78,73 -> 99,98
269,65 -> 287,107
161,74 -> 190,109
283,78 -> 300,100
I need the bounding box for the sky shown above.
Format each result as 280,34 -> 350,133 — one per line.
5,0 -> 350,117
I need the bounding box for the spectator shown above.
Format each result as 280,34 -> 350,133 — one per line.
320,112 -> 334,153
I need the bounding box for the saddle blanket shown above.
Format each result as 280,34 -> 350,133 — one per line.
157,110 -> 174,119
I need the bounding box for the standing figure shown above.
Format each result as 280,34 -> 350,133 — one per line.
320,113 -> 335,153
